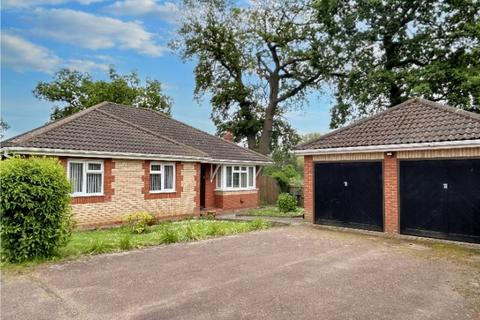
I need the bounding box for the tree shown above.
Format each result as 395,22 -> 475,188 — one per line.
173,0 -> 339,154
0,119 -> 9,139
314,0 -> 480,128
34,68 -> 172,121
300,132 -> 322,144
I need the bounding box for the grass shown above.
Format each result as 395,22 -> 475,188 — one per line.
237,206 -> 304,218
1,219 -> 271,273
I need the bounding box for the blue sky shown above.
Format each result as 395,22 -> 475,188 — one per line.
1,0 -> 333,140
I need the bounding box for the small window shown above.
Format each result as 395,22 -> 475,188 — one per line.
226,166 -> 233,187
216,166 -> 223,188
248,167 -> 254,187
150,163 -> 175,193
68,160 -> 104,196
220,165 -> 256,190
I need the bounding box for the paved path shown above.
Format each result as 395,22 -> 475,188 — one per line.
2,225 -> 480,320
216,212 -> 304,225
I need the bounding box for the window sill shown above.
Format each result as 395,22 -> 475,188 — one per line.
72,193 -> 104,197
215,188 -> 257,192
149,190 -> 176,194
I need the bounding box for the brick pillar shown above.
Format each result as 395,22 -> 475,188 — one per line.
303,155 -> 314,223
194,163 -> 201,214
384,152 -> 399,233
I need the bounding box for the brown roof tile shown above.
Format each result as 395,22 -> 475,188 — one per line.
295,98 -> 480,151
3,102 -> 271,163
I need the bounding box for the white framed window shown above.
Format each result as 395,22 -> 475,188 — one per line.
67,159 -> 104,196
216,165 -> 256,190
150,162 -> 175,193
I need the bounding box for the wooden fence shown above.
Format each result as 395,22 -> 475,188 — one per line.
257,175 -> 281,205
257,175 -> 304,207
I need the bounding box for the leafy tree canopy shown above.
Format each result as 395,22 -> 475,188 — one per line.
34,67 -> 172,121
173,0 -> 340,154
0,119 -> 9,139
314,0 -> 480,128
300,132 -> 322,144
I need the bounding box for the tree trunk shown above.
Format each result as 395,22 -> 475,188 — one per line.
258,75 -> 279,155
246,133 -> 257,150
383,35 -> 403,107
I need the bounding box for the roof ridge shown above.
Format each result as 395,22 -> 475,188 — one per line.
96,107 -> 208,157
413,97 -> 480,122
104,102 -> 272,161
3,102 -> 109,145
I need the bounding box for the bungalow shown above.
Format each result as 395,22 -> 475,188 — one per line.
1,102 -> 272,228
295,98 -> 480,243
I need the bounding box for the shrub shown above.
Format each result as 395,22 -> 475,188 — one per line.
277,193 -> 297,213
123,212 -> 156,234
0,156 -> 73,262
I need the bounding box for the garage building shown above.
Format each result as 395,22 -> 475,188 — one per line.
295,98 -> 480,243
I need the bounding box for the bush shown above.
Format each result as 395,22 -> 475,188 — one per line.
123,212 -> 156,234
277,193 -> 297,213
0,156 -> 73,262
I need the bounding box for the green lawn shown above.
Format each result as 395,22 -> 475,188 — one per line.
1,219 -> 271,272
237,206 -> 304,218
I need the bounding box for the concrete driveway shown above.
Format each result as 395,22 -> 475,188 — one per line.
2,225 -> 480,320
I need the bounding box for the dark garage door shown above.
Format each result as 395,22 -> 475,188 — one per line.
314,162 -> 383,231
400,159 -> 480,243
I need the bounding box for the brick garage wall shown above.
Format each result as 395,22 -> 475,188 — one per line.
68,159 -> 198,228
397,147 -> 480,159
303,155 -> 314,223
214,190 -> 259,210
383,153 -> 399,233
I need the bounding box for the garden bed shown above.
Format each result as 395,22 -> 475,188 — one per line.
1,219 -> 271,272
236,206 -> 304,218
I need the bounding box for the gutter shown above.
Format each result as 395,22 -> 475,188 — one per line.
293,139 -> 480,156
0,147 -> 273,165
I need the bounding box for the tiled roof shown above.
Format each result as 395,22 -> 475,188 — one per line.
295,98 -> 480,151
3,102 -> 271,163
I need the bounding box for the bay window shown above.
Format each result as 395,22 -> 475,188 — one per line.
68,160 -> 104,196
216,165 -> 256,190
150,162 -> 175,193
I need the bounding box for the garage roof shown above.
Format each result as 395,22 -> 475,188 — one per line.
295,98 -> 480,153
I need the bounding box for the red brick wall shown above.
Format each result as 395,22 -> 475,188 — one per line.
383,153 -> 399,233
142,161 -> 183,200
59,157 -> 115,204
303,155 -> 314,223
215,191 -> 259,210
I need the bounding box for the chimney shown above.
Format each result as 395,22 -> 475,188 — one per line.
223,130 -> 234,142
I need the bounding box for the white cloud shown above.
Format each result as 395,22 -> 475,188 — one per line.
1,32 -> 61,73
2,0 -> 104,9
31,8 -> 166,56
1,32 -> 113,74
106,0 -> 179,23
65,59 -> 110,73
